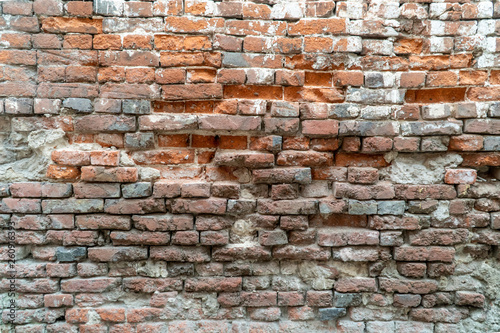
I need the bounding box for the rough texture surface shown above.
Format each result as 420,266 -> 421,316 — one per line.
1,0 -> 500,332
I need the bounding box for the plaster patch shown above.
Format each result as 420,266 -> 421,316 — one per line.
381,153 -> 463,184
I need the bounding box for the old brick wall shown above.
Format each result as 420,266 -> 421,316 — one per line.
1,0 -> 500,332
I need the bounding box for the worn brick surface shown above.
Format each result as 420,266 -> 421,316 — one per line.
1,0 -> 500,331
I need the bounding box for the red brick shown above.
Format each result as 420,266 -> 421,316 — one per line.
51,150 -> 90,166
96,308 -> 126,322
81,166 -> 138,182
126,68 -> 155,83
335,278 -> 377,292
460,70 -> 488,85
302,120 -> 339,137
155,68 -> 185,85
163,84 -> 222,100
66,309 -> 89,323
379,278 -> 438,294
185,277 -> 241,292
405,88 -> 467,103
444,169 -> 477,184
348,167 -> 379,184
99,51 -> 159,67
88,247 -> 148,262
335,152 -> 389,168
394,246 -> 455,262
288,19 -> 345,35
397,263 -> 427,278
67,1 -> 93,16
460,153 -> 500,167
467,87 -> 500,101
277,151 -> 333,167
283,137 -> 309,150
130,150 -> 195,165
64,34 -> 93,49
400,72 -> 425,88
448,135 -> 484,151
93,35 -> 122,50
62,278 -> 120,293
76,214 -> 130,230
126,308 -> 163,323
3,1 -> 33,15
123,35 -> 152,50
219,136 -> 247,149
284,86 -> 344,103
158,134 -> 190,147
44,294 -> 73,307
150,246 -> 210,262
455,291 -> 485,308
362,137 -> 393,152
185,100 -> 214,113
90,151 -> 120,166
224,85 -> 283,100
409,308 -> 467,323
306,291 -> 333,306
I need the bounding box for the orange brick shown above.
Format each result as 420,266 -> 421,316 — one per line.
155,68 -> 185,85
63,34 -> 92,49
98,67 -> 125,83
90,151 -> 120,166
490,70 -> 500,85
394,39 -> 424,54
154,35 -> 184,50
426,71 -> 458,87
467,87 -> 500,101
93,35 -> 122,50
185,101 -> 214,114
449,135 -> 484,151
220,136 -> 247,149
123,35 -> 152,49
126,67 -> 155,83
288,19 -> 345,35
130,150 -> 195,165
198,150 -> 216,164
459,70 -> 488,85
184,36 -> 211,50
66,1 -> 93,17
304,37 -> 333,53
187,68 -> 216,83
305,72 -> 332,87
284,87 -> 344,103
96,308 -> 126,322
46,165 -> 81,180
42,17 -> 103,34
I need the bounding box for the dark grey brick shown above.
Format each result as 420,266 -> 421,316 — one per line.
57,247 -> 87,262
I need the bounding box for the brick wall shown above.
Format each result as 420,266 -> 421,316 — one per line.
1,0 -> 500,332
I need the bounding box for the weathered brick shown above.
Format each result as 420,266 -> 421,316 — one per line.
150,246 -> 210,262
81,167 -> 138,183
76,215 -> 130,230
88,247 -> 148,262
104,198 -> 165,214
